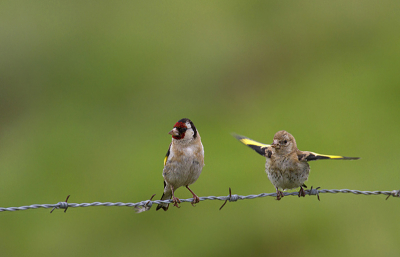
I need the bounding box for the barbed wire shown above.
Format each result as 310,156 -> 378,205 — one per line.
0,188 -> 399,213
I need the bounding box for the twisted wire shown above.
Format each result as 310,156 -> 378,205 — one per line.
0,188 -> 398,213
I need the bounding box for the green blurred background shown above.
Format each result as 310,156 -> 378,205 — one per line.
1,1 -> 400,256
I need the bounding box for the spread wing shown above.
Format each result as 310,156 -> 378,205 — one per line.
164,143 -> 171,166
299,151 -> 360,162
232,133 -> 271,157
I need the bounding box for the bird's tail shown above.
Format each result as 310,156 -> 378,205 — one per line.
156,186 -> 172,211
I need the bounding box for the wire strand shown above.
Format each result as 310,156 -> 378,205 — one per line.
0,188 -> 398,213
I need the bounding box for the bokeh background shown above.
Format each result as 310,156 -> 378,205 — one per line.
1,1 -> 400,256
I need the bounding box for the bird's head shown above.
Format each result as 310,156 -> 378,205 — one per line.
169,118 -> 198,141
271,130 -> 297,153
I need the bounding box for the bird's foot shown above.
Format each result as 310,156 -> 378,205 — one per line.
191,195 -> 200,207
298,186 -> 306,197
172,196 -> 181,208
276,190 -> 284,200
186,185 -> 200,207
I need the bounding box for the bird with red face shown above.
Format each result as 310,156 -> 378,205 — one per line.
156,118 -> 204,211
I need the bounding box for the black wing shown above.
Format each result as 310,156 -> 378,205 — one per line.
232,133 -> 271,157
299,151 -> 360,161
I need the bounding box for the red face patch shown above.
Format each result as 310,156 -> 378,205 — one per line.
174,121 -> 186,128
172,122 -> 187,140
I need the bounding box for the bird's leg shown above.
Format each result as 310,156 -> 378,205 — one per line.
298,185 -> 306,197
275,187 -> 284,200
186,185 -> 200,206
170,186 -> 181,208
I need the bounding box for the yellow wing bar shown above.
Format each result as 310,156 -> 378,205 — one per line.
164,143 -> 171,166
306,152 -> 360,161
164,155 -> 168,166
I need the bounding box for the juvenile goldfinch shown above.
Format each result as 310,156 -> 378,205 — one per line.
233,131 -> 359,200
156,118 -> 204,211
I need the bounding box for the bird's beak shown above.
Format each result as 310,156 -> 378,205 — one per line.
271,139 -> 280,149
168,128 -> 180,136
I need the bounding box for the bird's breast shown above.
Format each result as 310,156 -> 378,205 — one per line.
163,143 -> 204,187
265,154 -> 310,190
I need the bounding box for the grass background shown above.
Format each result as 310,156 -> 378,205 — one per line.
1,1 -> 400,256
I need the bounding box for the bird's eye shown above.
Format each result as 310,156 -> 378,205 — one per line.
283,140 -> 288,144
177,127 -> 187,133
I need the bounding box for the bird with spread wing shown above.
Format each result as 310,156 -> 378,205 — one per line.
233,131 -> 359,200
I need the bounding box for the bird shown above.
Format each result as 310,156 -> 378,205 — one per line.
156,118 -> 205,211
233,130 -> 359,200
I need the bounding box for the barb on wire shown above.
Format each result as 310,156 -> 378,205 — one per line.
386,190 -> 400,200
219,187 -> 239,210
0,188 -> 399,213
309,186 -> 321,201
134,193 -> 156,213
50,195 -> 70,213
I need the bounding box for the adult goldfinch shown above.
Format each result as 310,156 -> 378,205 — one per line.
156,118 -> 204,211
233,130 -> 359,200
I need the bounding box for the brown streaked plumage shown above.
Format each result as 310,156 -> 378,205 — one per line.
233,130 -> 359,200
